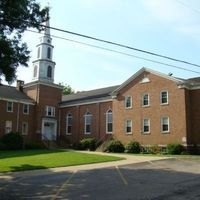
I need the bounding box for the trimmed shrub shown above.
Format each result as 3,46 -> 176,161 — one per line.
79,138 -> 97,151
167,143 -> 184,155
25,141 -> 45,150
148,145 -> 162,154
1,132 -> 23,150
125,141 -> 141,153
0,141 -> 7,150
105,139 -> 125,153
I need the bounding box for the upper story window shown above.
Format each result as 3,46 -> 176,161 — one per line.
23,104 -> 29,114
45,106 -> 55,117
37,47 -> 40,58
47,47 -> 51,59
143,118 -> 150,134
5,121 -> 12,134
66,113 -> 72,135
125,96 -> 132,109
142,93 -> 149,107
106,109 -> 113,134
125,119 -> 132,134
84,112 -> 92,134
33,65 -> 37,78
161,117 -> 169,133
160,91 -> 168,105
7,101 -> 13,112
47,66 -> 52,78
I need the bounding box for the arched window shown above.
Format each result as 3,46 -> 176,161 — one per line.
47,47 -> 51,59
47,66 -> 52,78
33,65 -> 37,77
37,47 -> 40,58
66,113 -> 72,134
106,109 -> 113,134
84,112 -> 92,134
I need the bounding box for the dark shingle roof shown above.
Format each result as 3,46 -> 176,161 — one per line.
0,85 -> 35,103
61,85 -> 119,106
186,77 -> 200,84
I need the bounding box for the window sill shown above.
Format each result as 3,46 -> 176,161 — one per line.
66,133 -> 72,135
161,131 -> 170,134
125,132 -> 133,135
106,132 -> 113,134
141,132 -> 150,135
160,103 -> 169,106
84,132 -> 91,135
142,105 -> 150,108
125,107 -> 132,110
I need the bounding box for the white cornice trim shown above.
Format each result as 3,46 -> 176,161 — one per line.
0,97 -> 35,105
24,81 -> 63,90
112,67 -> 183,94
60,99 -> 112,108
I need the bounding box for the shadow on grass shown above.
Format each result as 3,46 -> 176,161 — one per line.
9,164 -> 48,172
0,149 -> 69,159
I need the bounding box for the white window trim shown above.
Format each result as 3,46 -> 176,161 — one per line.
161,116 -> 170,133
125,119 -> 132,134
66,113 -> 72,135
84,113 -> 92,134
7,101 -> 13,112
45,106 -> 55,117
142,93 -> 150,107
142,118 -> 150,134
23,104 -> 29,115
22,122 -> 28,135
5,120 -> 12,134
125,96 -> 132,109
160,91 -> 169,105
106,110 -> 113,134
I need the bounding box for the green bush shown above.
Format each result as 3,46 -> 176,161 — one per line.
148,145 -> 162,154
79,138 -> 97,151
1,132 -> 23,150
167,143 -> 184,155
105,139 -> 125,153
125,141 -> 141,153
25,141 -> 45,150
0,141 -> 7,150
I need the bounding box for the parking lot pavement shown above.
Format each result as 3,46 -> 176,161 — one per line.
0,158 -> 200,200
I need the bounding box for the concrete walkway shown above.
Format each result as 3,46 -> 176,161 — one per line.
0,151 -> 170,179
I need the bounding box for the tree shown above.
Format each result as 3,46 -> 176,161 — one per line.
59,82 -> 75,95
0,0 -> 49,83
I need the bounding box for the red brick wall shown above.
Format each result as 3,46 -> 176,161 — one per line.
0,100 -> 35,139
113,71 -> 188,145
59,101 -> 113,144
189,89 -> 200,145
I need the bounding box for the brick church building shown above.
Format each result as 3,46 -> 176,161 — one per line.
0,19 -> 200,149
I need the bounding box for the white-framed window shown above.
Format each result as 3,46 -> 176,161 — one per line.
161,117 -> 169,133
106,109 -> 113,134
22,122 -> 28,135
84,112 -> 92,134
142,93 -> 149,107
125,119 -> 132,134
5,121 -> 12,134
160,91 -> 168,105
7,101 -> 13,112
45,106 -> 55,117
66,113 -> 72,135
23,104 -> 29,114
47,47 -> 51,59
143,118 -> 150,134
125,96 -> 132,109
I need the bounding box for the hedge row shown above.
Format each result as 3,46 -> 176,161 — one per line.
77,137 -> 187,155
0,132 -> 45,150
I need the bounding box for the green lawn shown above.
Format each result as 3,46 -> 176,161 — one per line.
0,149 -> 123,173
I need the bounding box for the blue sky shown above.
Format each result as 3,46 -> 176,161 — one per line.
15,0 -> 200,91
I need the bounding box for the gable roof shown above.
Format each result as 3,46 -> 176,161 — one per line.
112,67 -> 184,94
0,85 -> 35,104
61,85 -> 119,107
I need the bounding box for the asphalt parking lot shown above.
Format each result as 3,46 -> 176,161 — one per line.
0,158 -> 200,200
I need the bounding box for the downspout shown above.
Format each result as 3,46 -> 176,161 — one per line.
58,108 -> 61,140
16,102 -> 20,132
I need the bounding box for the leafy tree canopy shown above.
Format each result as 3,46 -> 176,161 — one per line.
0,0 -> 49,83
59,82 -> 75,95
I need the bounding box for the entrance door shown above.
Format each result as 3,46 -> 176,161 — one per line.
42,119 -> 57,141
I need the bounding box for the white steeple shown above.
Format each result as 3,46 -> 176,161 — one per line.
32,15 -> 55,83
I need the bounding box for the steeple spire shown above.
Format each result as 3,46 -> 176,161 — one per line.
32,14 -> 56,83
